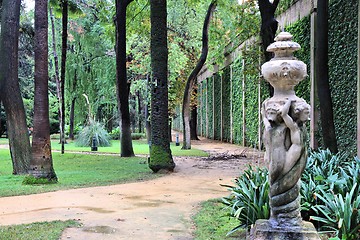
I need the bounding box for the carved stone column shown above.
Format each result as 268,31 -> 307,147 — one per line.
251,32 -> 320,240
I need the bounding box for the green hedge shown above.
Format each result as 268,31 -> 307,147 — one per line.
232,58 -> 244,144
328,0 -> 358,154
222,66 -> 231,142
214,73 -> 222,140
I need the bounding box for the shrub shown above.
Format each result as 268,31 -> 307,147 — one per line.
75,120 -> 111,147
131,133 -> 145,140
222,149 -> 360,240
110,127 -> 120,140
221,166 -> 270,234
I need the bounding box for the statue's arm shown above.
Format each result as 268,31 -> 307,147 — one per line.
281,100 -> 297,131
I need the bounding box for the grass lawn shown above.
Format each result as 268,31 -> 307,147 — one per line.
0,220 -> 80,240
193,199 -> 247,240
51,139 -> 208,157
0,149 -> 158,197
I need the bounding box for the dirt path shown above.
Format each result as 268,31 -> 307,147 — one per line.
0,139 -> 264,240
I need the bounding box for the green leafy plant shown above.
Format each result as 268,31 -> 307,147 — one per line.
23,175 -> 57,185
131,133 -> 145,140
311,183 -> 360,240
109,127 -> 120,140
75,120 -> 111,147
222,166 -> 269,234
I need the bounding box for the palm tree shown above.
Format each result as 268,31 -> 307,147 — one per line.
149,0 -> 175,173
115,0 -> 135,157
0,0 -> 31,174
29,0 -> 57,181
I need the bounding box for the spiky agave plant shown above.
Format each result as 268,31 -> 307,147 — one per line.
75,119 -> 111,147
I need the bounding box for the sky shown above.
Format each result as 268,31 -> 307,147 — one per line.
23,0 -> 35,11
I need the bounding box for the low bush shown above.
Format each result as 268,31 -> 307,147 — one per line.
221,166 -> 269,233
110,128 -> 145,140
131,133 -> 145,140
109,127 -> 120,140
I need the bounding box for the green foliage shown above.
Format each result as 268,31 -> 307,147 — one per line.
222,149 -> 360,239
22,175 -> 57,185
75,120 -> 111,147
222,67 -> 231,142
109,127 -> 120,140
327,0 -> 358,155
231,58 -> 244,144
221,166 -> 270,232
214,73 -> 222,140
311,184 -> 360,240
207,78 -> 214,139
0,220 -> 80,240
131,133 -> 145,140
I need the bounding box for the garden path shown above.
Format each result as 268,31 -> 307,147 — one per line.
0,138 -> 264,240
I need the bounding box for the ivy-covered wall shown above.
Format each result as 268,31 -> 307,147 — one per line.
328,0 -> 358,154
183,0 -> 358,154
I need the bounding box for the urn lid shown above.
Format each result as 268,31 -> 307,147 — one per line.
266,32 -> 301,59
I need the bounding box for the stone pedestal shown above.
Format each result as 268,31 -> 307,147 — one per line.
250,219 -> 320,240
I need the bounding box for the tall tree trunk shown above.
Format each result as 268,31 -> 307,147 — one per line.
69,97 -> 76,140
190,86 -> 200,140
137,91 -> 143,133
149,0 -> 175,173
182,1 -> 216,149
315,0 -> 338,153
115,0 -> 135,157
0,0 -> 31,174
30,0 -> 57,181
69,68 -> 78,140
49,7 -> 62,143
258,0 -> 279,97
60,0 -> 68,154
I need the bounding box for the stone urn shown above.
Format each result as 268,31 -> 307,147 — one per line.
250,32 -> 320,240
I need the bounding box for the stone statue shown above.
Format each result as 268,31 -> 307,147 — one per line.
262,98 -> 310,226
251,32 -> 319,239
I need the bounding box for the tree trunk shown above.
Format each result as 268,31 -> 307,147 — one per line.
0,0 -> 31,175
149,0 -> 175,173
315,0 -> 338,153
49,7 -> 62,143
30,0 -> 57,181
69,68 -> 78,140
59,0 -> 68,154
357,0 -> 360,158
190,86 -> 200,140
115,0 -> 135,157
182,1 -> 216,149
258,0 -> 279,96
69,97 -> 76,140
190,106 -> 199,140
137,91 -> 143,133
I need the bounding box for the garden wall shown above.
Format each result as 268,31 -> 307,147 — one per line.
175,0 -> 359,155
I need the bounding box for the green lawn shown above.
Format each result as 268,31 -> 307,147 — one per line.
0,149 -> 158,197
48,139 -> 207,157
0,220 -> 80,240
193,199 -> 247,240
